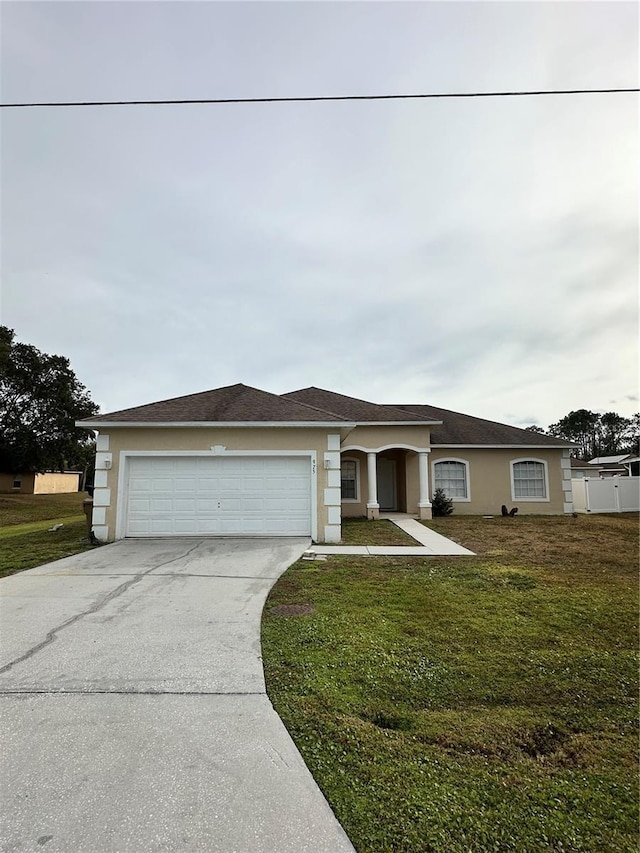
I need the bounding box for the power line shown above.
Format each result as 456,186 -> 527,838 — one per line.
1,87 -> 638,109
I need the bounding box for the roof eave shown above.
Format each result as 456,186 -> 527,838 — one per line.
76,420 -> 357,429
430,443 -> 575,449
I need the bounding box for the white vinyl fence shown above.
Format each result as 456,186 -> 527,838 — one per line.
572,477 -> 640,514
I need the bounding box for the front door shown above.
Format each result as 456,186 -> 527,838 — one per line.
376,458 -> 397,511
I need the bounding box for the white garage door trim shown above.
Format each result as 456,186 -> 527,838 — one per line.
115,450 -> 317,540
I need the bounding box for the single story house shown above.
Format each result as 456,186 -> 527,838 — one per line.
587,454 -> 639,477
77,384 -> 575,543
0,471 -> 82,495
570,458 -> 603,479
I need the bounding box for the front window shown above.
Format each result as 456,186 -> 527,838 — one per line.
512,460 -> 547,499
341,458 -> 359,501
434,460 -> 468,499
12,476 -> 21,490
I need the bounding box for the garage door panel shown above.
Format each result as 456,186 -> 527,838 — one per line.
128,498 -> 151,511
220,500 -> 243,512
125,456 -> 312,537
174,499 -> 196,512
287,498 -> 311,511
127,520 -> 150,535
175,478 -> 197,491
246,499 -> 269,512
217,478 -> 239,490
148,498 -> 172,511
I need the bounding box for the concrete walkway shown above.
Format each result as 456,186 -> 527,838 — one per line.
309,514 -> 475,556
0,539 -> 355,852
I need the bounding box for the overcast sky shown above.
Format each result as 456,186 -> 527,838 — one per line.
1,1 -> 638,427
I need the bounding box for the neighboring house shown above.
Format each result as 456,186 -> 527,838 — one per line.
0,471 -> 82,495
77,384 -> 575,544
587,455 -> 638,477
570,458 -> 603,479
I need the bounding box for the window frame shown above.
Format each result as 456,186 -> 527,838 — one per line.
431,457 -> 471,502
510,458 -> 549,502
12,475 -> 22,491
340,456 -> 360,503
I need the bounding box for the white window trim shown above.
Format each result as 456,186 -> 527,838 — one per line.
431,457 -> 471,502
510,458 -> 550,502
340,456 -> 361,503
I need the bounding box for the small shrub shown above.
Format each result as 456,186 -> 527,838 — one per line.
432,488 -> 454,517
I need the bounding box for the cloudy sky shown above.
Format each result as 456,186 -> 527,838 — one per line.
1,1 -> 637,428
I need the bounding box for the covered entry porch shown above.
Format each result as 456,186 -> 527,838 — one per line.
339,445 -> 432,521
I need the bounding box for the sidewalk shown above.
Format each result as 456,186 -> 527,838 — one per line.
308,515 -> 475,556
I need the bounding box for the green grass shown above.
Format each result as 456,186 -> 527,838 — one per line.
0,493 -> 98,577
262,514 -> 639,852
341,517 -> 418,545
0,491 -> 88,525
0,516 -> 85,539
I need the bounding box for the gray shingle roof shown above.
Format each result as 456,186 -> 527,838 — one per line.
81,383 -> 350,424
282,387 -> 432,423
570,458 -> 594,468
394,404 -> 573,447
79,383 -> 574,448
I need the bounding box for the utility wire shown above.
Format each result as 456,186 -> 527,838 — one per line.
1,87 -> 638,109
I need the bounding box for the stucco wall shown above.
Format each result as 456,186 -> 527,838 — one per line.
0,473 -> 36,494
429,447 -> 570,515
341,446 -> 570,517
93,427 -> 335,542
342,424 -> 431,451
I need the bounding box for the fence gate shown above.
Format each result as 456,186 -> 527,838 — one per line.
574,477 -> 640,513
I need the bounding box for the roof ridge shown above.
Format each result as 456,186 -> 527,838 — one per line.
91,383 -> 249,419
285,387 -> 430,421
80,383 -> 351,424
280,388 -> 353,421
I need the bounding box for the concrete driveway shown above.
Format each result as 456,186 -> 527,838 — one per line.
0,539 -> 355,852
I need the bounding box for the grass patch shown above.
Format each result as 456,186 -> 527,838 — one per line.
262,514 -> 639,852
0,521 -> 98,578
0,516 -> 85,539
0,492 -> 88,526
341,517 -> 418,546
0,493 -> 98,577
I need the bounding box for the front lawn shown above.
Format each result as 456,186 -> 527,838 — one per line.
0,491 -> 88,526
262,514 -> 639,852
0,493 -> 98,577
341,517 -> 418,546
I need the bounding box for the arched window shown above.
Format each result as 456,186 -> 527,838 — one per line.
511,459 -> 548,500
433,459 -> 469,500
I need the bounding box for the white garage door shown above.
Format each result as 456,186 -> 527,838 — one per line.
125,456 -> 312,537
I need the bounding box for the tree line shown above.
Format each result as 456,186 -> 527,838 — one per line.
526,410 -> 640,461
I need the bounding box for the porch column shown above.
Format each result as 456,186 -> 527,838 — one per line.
417,450 -> 432,520
366,452 -> 380,519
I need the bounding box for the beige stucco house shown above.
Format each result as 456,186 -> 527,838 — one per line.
77,384 -> 575,543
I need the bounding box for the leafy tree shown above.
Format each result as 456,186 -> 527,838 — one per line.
599,412 -> 631,455
0,326 -> 98,473
546,408 -> 638,459
548,409 -> 601,460
622,413 -> 640,455
525,425 -> 546,434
